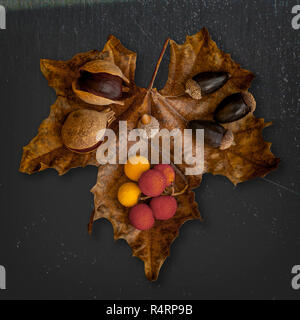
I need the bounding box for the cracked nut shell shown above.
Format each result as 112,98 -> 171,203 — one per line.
72,59 -> 129,106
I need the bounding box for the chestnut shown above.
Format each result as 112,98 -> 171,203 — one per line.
72,60 -> 130,106
78,72 -> 123,100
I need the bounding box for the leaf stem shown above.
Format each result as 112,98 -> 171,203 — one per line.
88,209 -> 96,235
148,38 -> 170,90
162,94 -> 186,99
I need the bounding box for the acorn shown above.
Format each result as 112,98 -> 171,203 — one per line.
185,72 -> 230,100
72,60 -> 130,106
61,108 -> 115,154
214,92 -> 256,124
137,114 -> 160,139
188,120 -> 234,150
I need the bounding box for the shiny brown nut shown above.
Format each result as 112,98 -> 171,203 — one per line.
72,60 -> 129,106
188,120 -> 234,150
214,92 -> 256,124
78,72 -> 123,100
186,72 -> 230,100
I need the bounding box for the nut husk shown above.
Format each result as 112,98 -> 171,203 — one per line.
72,60 -> 130,106
61,108 -> 115,153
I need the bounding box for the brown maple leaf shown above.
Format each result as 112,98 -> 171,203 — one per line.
20,36 -> 137,175
90,29 -> 279,281
20,28 -> 279,281
91,162 -> 201,281
159,29 -> 279,185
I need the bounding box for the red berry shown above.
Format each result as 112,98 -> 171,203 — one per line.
154,164 -> 175,187
129,204 -> 155,231
139,169 -> 167,197
150,196 -> 178,221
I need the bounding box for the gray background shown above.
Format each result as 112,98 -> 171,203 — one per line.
0,0 -> 300,300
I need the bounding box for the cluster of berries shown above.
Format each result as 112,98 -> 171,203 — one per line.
118,156 -> 177,231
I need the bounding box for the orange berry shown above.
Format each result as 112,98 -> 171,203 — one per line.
150,196 -> 178,221
129,204 -> 155,231
154,164 -> 175,187
124,156 -> 150,181
139,169 -> 167,197
118,182 -> 141,207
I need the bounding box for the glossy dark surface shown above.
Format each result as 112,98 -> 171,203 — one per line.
214,92 -> 251,123
189,120 -> 225,148
193,71 -> 229,95
79,72 -> 123,100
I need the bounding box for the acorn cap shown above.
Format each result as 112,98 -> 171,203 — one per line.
141,114 -> 152,125
72,60 -> 129,106
220,130 -> 234,150
185,79 -> 202,100
61,109 -> 115,153
138,115 -> 160,139
241,91 -> 256,113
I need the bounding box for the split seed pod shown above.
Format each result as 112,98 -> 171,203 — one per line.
61,108 -> 115,154
188,120 -> 234,150
214,92 -> 256,124
72,60 -> 130,106
138,114 -> 160,139
186,72 -> 230,100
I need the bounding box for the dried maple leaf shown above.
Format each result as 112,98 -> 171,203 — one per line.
20,36 -> 138,175
91,163 -> 201,281
91,29 -> 279,281
20,28 -> 279,281
159,29 -> 279,185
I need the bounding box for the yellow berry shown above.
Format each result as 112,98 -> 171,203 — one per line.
124,156 -> 150,181
118,182 -> 141,207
